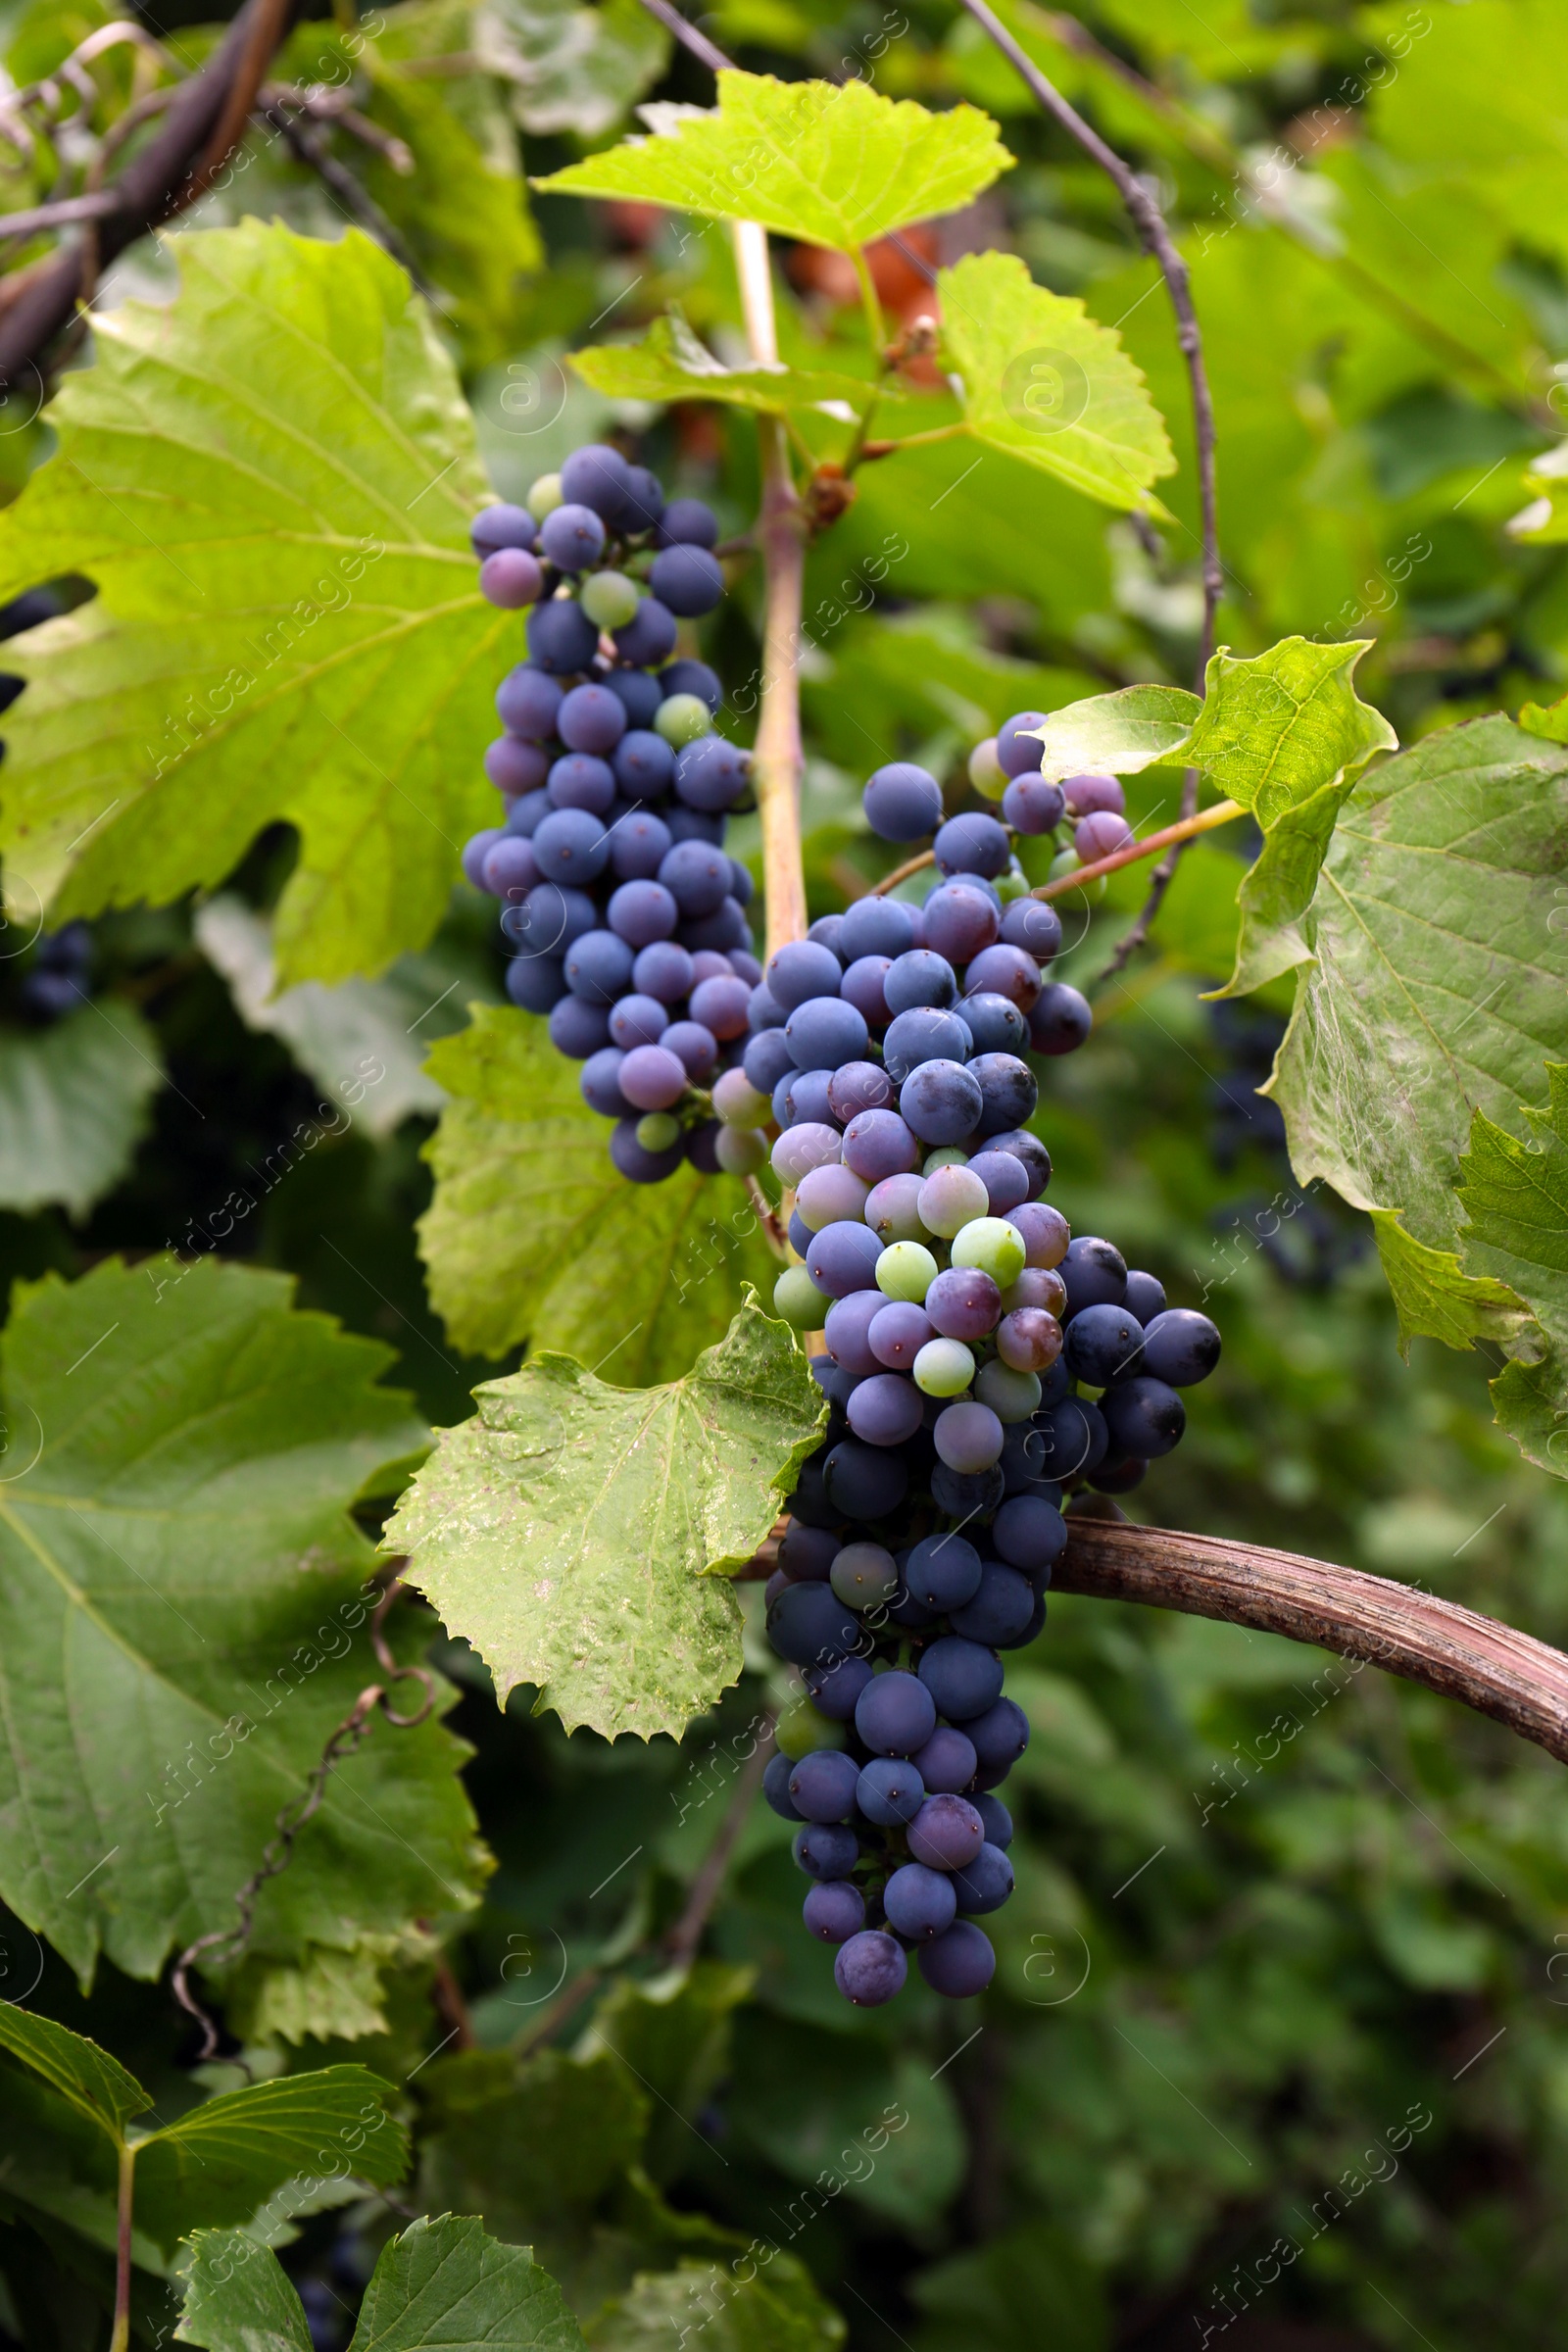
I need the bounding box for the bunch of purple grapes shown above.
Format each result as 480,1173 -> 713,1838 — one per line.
460,443 -> 762,1185
749,878 -> 1219,2005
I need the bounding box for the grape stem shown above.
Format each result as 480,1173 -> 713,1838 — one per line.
732,219 -> 810,957
867,796 -> 1245,901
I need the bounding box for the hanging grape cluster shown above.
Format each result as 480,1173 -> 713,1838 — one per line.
461,444 -> 760,1184
749,717 -> 1219,2007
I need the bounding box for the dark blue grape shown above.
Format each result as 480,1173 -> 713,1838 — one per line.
610,1117 -> 684,1183
834,1930 -> 907,2006
612,729 -> 675,798
604,667 -> 664,727
766,940 -> 842,1010
1121,1269 -> 1167,1325
559,442 -> 633,519
863,761 -> 943,843
934,811 -> 1009,878
660,657 -> 722,710
990,1129 -> 1052,1200
612,596 -> 679,667
788,1748 -> 861,1823
917,1638 -> 1004,1723
505,956 -> 566,1012
776,1069 -> 837,1128
997,710 -> 1048,776
548,753 -> 616,814
882,1007 -> 972,1085
904,1533 -> 983,1612
974,1792 -> 1012,1848
462,828 -> 504,889
808,914 -> 845,956
804,1881 -> 865,1943
540,503 -> 607,570
1064,1302 -> 1145,1387
806,1220 -> 885,1299
767,1582 -> 861,1666
1002,773 -> 1065,833
486,736 -> 551,797
991,1494 -> 1066,1575
823,1440 -> 907,1519
1029,981 -> 1093,1055
607,994 -> 668,1050
965,944 -> 1042,1011
548,996 -> 611,1058
917,1920 -> 996,1996
846,1371 -> 923,1446
841,956 -> 892,1028
1001,898 -> 1063,961
967,1696 -> 1030,1773
729,861 -> 755,906
911,1726 -> 978,1793
960,992 -> 1029,1057
1141,1307 -> 1220,1385
664,1021 -> 719,1080
883,948 -> 957,1015
883,1863 -> 956,1940
1092,1453 -> 1147,1494
1101,1375 -> 1186,1457
496,663 -> 564,739
605,882 -> 675,953
658,498 -> 719,548
579,1047 -> 631,1116
900,1059 -> 984,1147
481,836 -> 538,901
839,895 -> 918,961
526,598 -> 600,674
660,840 -> 731,916
1062,1236 -> 1128,1313
743,1028 -> 796,1094
966,1150 -> 1030,1214
650,543 -> 723,615
786,995 -> 869,1070
907,1792 -> 986,1870
952,1841 -> 1014,1916
802,1654 -> 873,1720
822,1291 -> 883,1377
563,928 -> 635,1004
532,808 -> 608,884
680,897 -> 749,954
1031,1396 -> 1104,1479
841,1109 -> 921,1184
794,1823 -> 859,1880
857,1756 -> 925,1826
558,682 -> 627,754
763,1749 -> 804,1821
968,1052 -> 1038,1137
952,1562 -> 1036,1647
621,465 -> 664,531
666,808 -> 726,845
929,1462 -> 1006,1517
675,736 -> 750,811
471,503 -> 536,556
779,1522 -> 839,1581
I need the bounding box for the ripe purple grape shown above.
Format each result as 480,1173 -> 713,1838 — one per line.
842,1109 -> 920,1183
964,944 -> 1042,1010
863,761 -> 943,843
854,1668 -> 937,1757
917,1638 -> 1004,1723
997,710 -> 1048,776
883,948 -> 957,1014
479,547 -> 543,608
846,1371 -> 923,1446
1029,981 -> 1093,1055
788,1748 -> 861,1823
650,542 -> 724,615
607,994 -> 669,1049
839,895 -> 918,960
617,1043 -> 688,1110
906,1793 -> 986,1871
856,1755 -> 925,1826
883,1862 -> 956,1940
921,882 -> 1000,965
1141,1307 -> 1221,1385
804,1881 -> 865,1943
834,1929 -> 907,2006
917,1920 -> 996,1996
840,956 -> 893,1027
794,1823 -> 859,1880
1002,773 -> 1065,833
904,1533 -> 983,1612
911,1726 -> 978,1794
952,1841 -> 1014,1916
900,1059 -> 984,1147
934,811 -> 1010,878
924,1266 -> 1002,1343
766,939 -> 842,1010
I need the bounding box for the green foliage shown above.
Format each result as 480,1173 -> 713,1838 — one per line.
487,0 -> 670,138
535,73 -> 1011,253
0,2002 -> 149,2139
0,1005 -> 163,1216
569,311 -> 876,417
179,2213 -> 585,2350
1459,1065 -> 1568,1464
0,222 -> 504,988
385,1301 -> 824,1737
587,2256 -> 843,2351
938,250 -> 1175,515
0,1253 -> 483,1985
419,1005 -> 780,1374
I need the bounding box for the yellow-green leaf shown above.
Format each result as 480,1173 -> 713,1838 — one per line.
570,310 -> 876,417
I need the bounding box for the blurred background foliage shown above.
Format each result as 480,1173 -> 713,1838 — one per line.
2,0 -> 1567,2347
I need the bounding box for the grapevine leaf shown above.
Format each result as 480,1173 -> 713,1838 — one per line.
1180,639 -> 1397,826
1368,1211 -> 1537,1357
590,2254 -> 844,2352
0,2005 -> 149,2143
1265,716 -> 1568,1468
384,1302 -> 826,1739
194,897 -> 496,1141
1456,1066 -> 1568,1470
0,1004 -> 164,1217
938,252 -> 1176,515
179,2213 -> 586,2351
533,72 -> 1011,252
482,0 -> 671,139
178,2231 -> 314,2352
1024,682 -> 1199,782
1519,681 -> 1568,741
0,1254 -> 487,1986
569,311 -> 876,417
134,2068 -> 408,2256
0,221 -> 505,989
419,1005 -> 781,1379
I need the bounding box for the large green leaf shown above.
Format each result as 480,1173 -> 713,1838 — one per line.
588,2255 -> 843,2352
180,2214 -> 586,2351
0,2005 -> 149,2144
135,2069 -> 407,2255
384,1302 -> 824,1738
0,1004 -> 163,1217
1458,1066 -> 1568,1466
938,252 -> 1176,515
0,1254 -> 486,1985
483,0 -> 670,139
0,221 -> 505,988
419,1005 -> 781,1378
569,312 -> 877,419
1266,716 -> 1568,1467
1025,681 -> 1199,782
534,73 -> 1010,253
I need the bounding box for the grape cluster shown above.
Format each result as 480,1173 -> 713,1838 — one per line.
862,705 -> 1137,900
752,893 -> 1220,2004
460,444 -> 761,1184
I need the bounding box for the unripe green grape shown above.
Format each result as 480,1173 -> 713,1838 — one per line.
636,1112 -> 681,1152
921,1147 -> 968,1176
875,1240 -> 939,1303
830,1541 -> 900,1608
580,569 -> 642,630
917,1162 -> 989,1238
715,1125 -> 767,1174
713,1066 -> 770,1127
996,865 -> 1029,902
773,1265 -> 821,1328
1049,845 -> 1105,901
656,693 -> 711,748
913,1337 -> 976,1397
950,1215 -> 1027,1289
776,1690 -> 847,1756
975,1358 -> 1042,1422
526,472 -> 564,520
968,736 -> 1007,802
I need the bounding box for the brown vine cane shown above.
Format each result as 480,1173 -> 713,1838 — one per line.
171,1570 -> 436,2063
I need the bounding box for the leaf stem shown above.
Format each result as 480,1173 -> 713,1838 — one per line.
851,245 -> 887,365
732,220 -> 809,956
860,421 -> 969,458
110,2142 -> 134,2352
